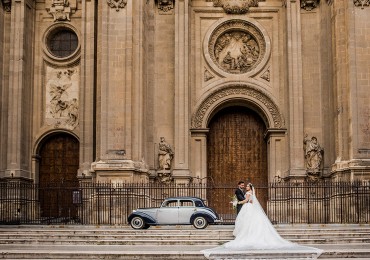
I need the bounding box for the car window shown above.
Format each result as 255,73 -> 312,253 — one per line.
162,200 -> 178,207
194,200 -> 204,207
179,200 -> 194,207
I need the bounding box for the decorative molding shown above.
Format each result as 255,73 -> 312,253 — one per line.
260,67 -> 270,82
213,0 -> 260,14
204,68 -> 215,82
326,0 -> 333,5
46,0 -> 77,21
191,84 -> 284,129
1,0 -> 11,12
301,0 -> 320,11
354,0 -> 370,9
157,0 -> 174,14
107,0 -> 127,11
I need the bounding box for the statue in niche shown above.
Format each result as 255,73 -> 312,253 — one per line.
303,134 -> 324,181
158,137 -> 174,170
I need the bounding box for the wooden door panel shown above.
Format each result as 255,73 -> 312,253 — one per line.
207,106 -> 268,218
39,133 -> 79,219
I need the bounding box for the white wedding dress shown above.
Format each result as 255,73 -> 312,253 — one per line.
202,191 -> 323,259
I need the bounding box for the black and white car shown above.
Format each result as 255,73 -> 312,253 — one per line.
128,196 -> 221,229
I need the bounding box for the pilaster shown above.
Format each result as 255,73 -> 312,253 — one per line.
173,0 -> 190,178
5,0 -> 34,180
94,0 -> 148,181
286,0 -> 305,177
78,0 -> 96,178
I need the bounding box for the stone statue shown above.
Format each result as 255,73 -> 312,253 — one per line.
303,134 -> 324,181
158,137 -> 174,170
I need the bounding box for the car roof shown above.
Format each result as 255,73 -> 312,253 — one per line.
164,196 -> 203,201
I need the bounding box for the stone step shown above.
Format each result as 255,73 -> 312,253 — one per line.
1,237 -> 369,245
0,244 -> 369,259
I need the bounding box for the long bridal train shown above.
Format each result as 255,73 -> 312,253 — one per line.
201,190 -> 323,259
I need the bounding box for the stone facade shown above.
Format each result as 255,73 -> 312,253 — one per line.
0,0 -> 369,185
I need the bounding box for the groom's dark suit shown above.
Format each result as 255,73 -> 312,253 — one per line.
235,188 -> 245,215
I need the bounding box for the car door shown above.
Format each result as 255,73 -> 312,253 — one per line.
178,199 -> 196,224
156,199 -> 179,224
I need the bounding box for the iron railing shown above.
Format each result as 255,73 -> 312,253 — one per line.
0,181 -> 369,225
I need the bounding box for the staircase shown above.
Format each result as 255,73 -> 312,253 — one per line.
0,224 -> 369,259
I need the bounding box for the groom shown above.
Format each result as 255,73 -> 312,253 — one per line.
235,181 -> 246,215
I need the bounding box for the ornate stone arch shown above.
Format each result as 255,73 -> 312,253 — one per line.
191,83 -> 285,130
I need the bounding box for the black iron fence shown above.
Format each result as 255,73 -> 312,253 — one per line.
0,181 -> 369,225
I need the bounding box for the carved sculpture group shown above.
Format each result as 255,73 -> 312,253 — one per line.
47,69 -> 79,129
215,31 -> 259,74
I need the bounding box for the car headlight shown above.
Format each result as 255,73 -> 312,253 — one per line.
132,210 -> 136,213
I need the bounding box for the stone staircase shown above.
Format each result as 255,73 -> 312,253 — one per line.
0,224 -> 369,259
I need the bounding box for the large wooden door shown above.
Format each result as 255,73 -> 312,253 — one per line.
39,133 -> 79,219
207,106 -> 268,217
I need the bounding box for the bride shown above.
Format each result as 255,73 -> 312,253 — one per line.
202,183 -> 323,259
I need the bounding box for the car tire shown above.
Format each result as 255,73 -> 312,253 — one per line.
130,216 -> 146,229
143,224 -> 150,229
192,216 -> 208,229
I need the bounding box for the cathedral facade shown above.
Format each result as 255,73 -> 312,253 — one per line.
0,0 -> 369,189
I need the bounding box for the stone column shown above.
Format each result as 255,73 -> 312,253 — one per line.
286,0 -> 305,178
5,0 -> 34,181
78,0 -> 96,180
173,0 -> 190,183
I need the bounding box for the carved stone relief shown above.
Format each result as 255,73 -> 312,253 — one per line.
260,67 -> 270,82
157,0 -> 174,14
301,0 -> 320,11
354,0 -> 370,8
1,0 -> 11,12
45,66 -> 79,130
46,0 -> 77,21
191,85 -> 284,129
107,0 -> 127,11
204,68 -> 215,82
213,0 -> 260,14
208,19 -> 267,75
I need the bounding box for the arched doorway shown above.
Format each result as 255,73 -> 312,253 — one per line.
38,133 -> 79,220
207,106 -> 268,217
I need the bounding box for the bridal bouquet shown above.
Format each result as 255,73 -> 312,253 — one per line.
230,195 -> 238,210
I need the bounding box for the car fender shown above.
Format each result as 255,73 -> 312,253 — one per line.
190,212 -> 216,224
128,212 -> 157,224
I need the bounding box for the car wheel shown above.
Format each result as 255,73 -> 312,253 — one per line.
192,216 -> 208,229
130,216 -> 146,229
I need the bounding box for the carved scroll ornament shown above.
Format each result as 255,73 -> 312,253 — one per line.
191,85 -> 284,129
354,0 -> 370,8
301,0 -> 320,11
46,0 -> 77,21
157,0 -> 174,14
1,0 -> 11,12
213,0 -> 260,14
107,0 -> 127,11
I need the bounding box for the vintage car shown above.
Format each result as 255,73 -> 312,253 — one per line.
128,196 -> 221,229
